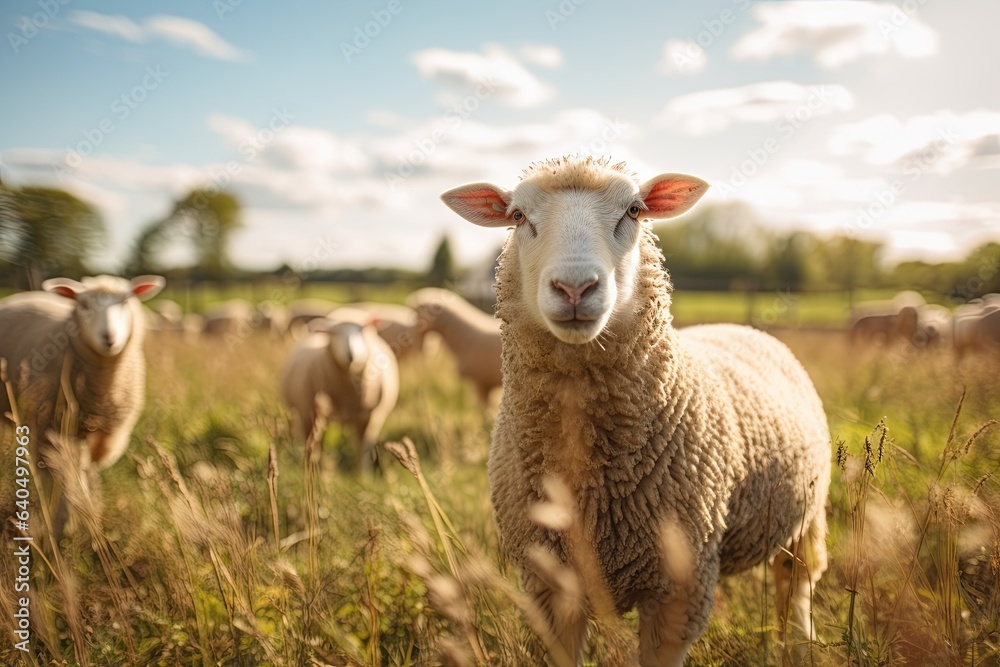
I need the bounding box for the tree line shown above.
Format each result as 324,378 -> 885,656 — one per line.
0,183 -> 996,300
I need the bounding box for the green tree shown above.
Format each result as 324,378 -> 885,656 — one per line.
0,184 -> 104,288
427,234 -> 455,287
652,201 -> 766,289
129,189 -> 242,278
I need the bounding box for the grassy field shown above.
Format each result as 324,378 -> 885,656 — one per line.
1,298 -> 999,666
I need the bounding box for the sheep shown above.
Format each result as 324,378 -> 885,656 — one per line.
441,156 -> 830,666
280,311 -> 398,474
407,288 -> 502,403
0,275 -> 164,533
287,298 -> 340,336
344,302 -> 425,360
914,304 -> 952,349
848,293 -> 922,345
954,302 -> 1000,359
200,299 -> 255,338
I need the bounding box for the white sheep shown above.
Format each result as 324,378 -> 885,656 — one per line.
280,312 -> 398,474
200,299 -> 255,338
954,301 -> 1000,358
441,156 -> 830,666
914,304 -> 952,349
287,298 -> 340,336
407,288 -> 502,403
0,275 -> 164,532
340,302 -> 425,361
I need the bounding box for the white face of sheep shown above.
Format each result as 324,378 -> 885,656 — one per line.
43,276 -> 165,357
326,321 -> 370,374
441,169 -> 708,344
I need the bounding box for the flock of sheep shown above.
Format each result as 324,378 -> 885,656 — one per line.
0,155 -> 997,665
849,289 -> 1000,356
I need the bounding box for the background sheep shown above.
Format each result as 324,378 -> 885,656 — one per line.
200,299 -> 255,338
345,302 -> 425,360
407,287 -> 502,404
849,291 -> 924,345
0,275 -> 164,534
441,157 -> 830,666
280,313 -> 398,474
954,302 -> 1000,359
915,304 -> 952,349
287,298 -> 340,336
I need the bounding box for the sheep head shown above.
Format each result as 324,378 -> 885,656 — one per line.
441,158 -> 708,344
43,275 -> 164,356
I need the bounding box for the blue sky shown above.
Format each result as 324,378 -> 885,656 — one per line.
2,0 -> 998,272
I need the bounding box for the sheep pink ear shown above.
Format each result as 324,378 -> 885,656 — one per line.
440,182 -> 512,228
42,277 -> 84,300
131,275 -> 165,301
638,174 -> 709,220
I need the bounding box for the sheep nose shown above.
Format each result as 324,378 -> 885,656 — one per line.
103,333 -> 114,347
552,278 -> 598,306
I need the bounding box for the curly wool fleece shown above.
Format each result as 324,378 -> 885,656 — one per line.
488,221 -> 830,633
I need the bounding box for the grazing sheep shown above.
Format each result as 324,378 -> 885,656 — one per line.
849,293 -> 923,346
0,275 -> 164,535
914,304 -> 952,349
256,301 -> 290,340
200,299 -> 255,338
954,302 -> 1000,359
345,302 -> 425,360
280,314 -> 398,474
441,157 -> 830,665
407,288 -> 502,403
287,298 -> 340,336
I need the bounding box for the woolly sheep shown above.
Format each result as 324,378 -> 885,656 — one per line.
0,275 -> 164,535
954,302 -> 1000,358
914,304 -> 952,349
280,313 -> 398,474
407,288 -> 502,403
441,157 -> 830,665
200,299 -> 255,338
849,294 -> 922,345
345,302 -> 425,360
287,298 -> 340,336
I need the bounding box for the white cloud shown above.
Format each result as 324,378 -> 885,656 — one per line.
517,44 -> 564,69
829,110 -> 1000,173
411,44 -> 555,108
69,10 -> 144,42
208,115 -> 371,174
731,1 -> 938,69
658,40 -> 706,76
68,11 -> 251,62
654,81 -> 853,135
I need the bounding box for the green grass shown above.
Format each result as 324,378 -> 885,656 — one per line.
1,313 -> 999,666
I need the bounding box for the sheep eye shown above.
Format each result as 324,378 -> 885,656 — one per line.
627,205 -> 642,220
511,210 -> 524,222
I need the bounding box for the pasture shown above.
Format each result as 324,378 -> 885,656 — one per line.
1,290 -> 999,666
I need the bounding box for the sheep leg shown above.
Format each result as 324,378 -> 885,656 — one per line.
637,589 -> 700,667
772,512 -> 828,660
522,571 -> 588,667
354,421 -> 375,477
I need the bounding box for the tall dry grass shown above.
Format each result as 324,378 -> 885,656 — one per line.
0,329 -> 996,665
